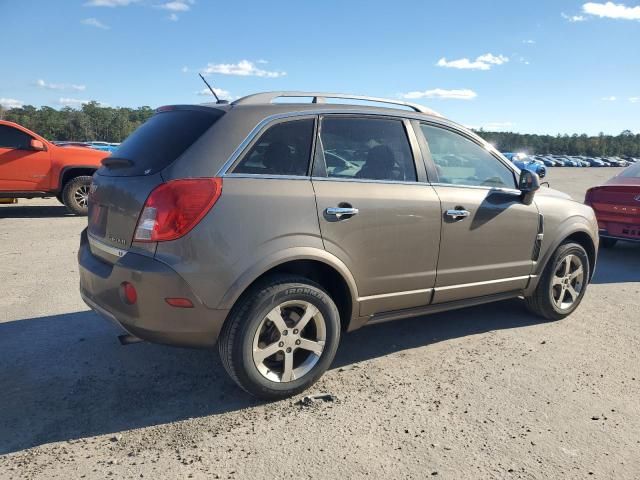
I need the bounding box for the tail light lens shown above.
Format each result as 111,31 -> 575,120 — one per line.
134,178 -> 222,242
584,187 -> 595,206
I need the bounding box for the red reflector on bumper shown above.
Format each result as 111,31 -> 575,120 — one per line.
165,297 -> 194,308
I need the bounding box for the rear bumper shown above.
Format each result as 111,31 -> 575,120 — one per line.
78,229 -> 229,347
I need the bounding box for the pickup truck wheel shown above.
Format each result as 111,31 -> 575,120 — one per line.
218,275 -> 341,400
62,175 -> 92,215
525,242 -> 590,321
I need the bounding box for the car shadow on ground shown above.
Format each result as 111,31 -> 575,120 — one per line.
591,242 -> 640,285
0,299 -> 542,454
0,205 -> 74,218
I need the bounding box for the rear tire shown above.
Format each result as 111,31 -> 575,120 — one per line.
218,275 -> 341,400
62,175 -> 92,215
600,237 -> 617,249
525,242 -> 590,321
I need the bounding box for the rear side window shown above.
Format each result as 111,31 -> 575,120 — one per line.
99,108 -> 223,177
318,117 -> 416,182
0,125 -> 32,149
233,119 -> 315,176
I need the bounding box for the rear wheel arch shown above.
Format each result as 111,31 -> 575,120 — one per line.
223,256 -> 358,333
58,166 -> 97,192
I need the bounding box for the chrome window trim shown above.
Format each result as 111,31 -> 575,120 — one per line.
434,275 -> 530,291
216,109 -> 458,177
311,176 -> 426,186
430,182 -> 522,195
223,173 -> 310,181
88,234 -> 128,258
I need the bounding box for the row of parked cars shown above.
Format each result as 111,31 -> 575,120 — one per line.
53,140 -> 120,153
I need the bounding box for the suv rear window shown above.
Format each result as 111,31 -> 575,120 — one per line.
98,108 -> 223,177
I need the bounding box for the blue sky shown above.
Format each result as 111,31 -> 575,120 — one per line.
1,0 -> 639,135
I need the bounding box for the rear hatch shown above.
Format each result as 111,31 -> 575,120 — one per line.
88,106 -> 224,259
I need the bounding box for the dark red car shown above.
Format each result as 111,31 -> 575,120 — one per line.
585,163 -> 640,248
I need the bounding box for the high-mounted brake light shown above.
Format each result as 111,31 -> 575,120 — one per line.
134,178 -> 222,242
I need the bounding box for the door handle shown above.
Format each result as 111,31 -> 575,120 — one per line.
445,209 -> 470,220
326,207 -> 359,219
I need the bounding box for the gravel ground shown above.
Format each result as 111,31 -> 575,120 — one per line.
1,168 -> 639,479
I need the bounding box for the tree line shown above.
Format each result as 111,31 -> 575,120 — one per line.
1,102 -> 639,157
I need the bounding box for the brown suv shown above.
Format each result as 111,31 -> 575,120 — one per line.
79,92 -> 598,399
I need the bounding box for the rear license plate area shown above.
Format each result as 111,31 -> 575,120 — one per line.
88,203 -> 108,238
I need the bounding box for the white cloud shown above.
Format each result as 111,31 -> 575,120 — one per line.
81,17 -> 110,29
583,2 -> 640,20
436,53 -> 509,71
562,12 -> 587,22
84,0 -> 139,6
159,1 -> 191,11
401,88 -> 478,100
181,66 -> 189,73
196,87 -> 230,98
57,98 -> 92,107
202,60 -> 286,78
630,97 -> 640,103
602,96 -> 618,101
0,98 -> 24,109
35,79 -> 86,91
168,13 -> 179,21
523,39 -> 536,44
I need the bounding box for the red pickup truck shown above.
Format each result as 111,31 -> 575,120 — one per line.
0,120 -> 109,215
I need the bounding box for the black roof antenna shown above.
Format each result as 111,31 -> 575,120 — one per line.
198,73 -> 229,104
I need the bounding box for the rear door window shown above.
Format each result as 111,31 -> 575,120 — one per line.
98,108 -> 224,177
317,117 -> 417,182
232,118 -> 315,176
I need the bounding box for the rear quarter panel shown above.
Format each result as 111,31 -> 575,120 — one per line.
153,177 -> 326,310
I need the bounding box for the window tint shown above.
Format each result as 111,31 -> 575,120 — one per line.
233,119 -> 314,176
0,125 -> 32,149
319,117 -> 416,182
420,124 -> 516,189
99,108 -> 223,177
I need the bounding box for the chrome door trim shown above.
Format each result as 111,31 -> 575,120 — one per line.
435,275 -> 531,292
358,288 -> 433,302
430,182 -> 522,195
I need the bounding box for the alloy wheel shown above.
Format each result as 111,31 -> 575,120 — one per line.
551,254 -> 584,310
252,300 -> 326,383
74,185 -> 89,208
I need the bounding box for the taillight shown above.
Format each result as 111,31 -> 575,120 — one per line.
134,178 -> 222,242
584,188 -> 594,206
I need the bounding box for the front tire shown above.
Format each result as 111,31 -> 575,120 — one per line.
62,175 -> 92,215
218,275 -> 341,400
525,242 -> 590,321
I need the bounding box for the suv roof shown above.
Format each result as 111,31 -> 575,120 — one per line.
197,91 -> 444,119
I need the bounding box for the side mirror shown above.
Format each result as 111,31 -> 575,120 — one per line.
30,139 -> 46,151
518,169 -> 540,205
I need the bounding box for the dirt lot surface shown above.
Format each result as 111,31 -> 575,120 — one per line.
1,168 -> 639,479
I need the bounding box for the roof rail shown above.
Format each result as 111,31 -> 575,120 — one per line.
232,91 -> 442,117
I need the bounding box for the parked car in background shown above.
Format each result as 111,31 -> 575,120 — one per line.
585,162 -> 640,248
503,152 -> 547,178
0,120 -> 109,214
79,92 -> 598,399
87,141 -> 120,153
